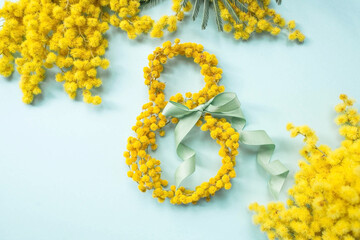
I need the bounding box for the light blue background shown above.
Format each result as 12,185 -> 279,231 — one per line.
1,1 -> 360,239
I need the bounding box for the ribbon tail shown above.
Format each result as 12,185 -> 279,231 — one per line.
238,129 -> 289,199
175,143 -> 196,188
174,111 -> 202,187
269,170 -> 289,199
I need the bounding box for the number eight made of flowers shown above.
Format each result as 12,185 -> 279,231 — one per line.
124,39 -> 289,204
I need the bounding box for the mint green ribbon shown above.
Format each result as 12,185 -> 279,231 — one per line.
162,92 -> 289,198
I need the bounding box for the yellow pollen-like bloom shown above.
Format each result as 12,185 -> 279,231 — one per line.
250,94 -> 360,240
0,0 -> 191,104
124,39 -> 239,205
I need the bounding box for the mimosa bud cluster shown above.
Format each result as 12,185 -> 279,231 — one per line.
124,39 -> 240,204
219,0 -> 305,42
0,0 -> 191,104
250,94 -> 360,240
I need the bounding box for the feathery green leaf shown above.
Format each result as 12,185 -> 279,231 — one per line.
202,0 -> 210,30
234,0 -> 248,13
192,0 -> 201,21
213,0 -> 223,31
182,0 -> 190,7
220,0 -> 241,24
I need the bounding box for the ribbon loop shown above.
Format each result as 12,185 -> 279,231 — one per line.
163,92 -> 289,198
163,101 -> 194,118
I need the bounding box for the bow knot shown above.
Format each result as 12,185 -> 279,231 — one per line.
162,92 -> 289,198
193,103 -> 210,113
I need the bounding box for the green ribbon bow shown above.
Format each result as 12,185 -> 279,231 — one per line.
162,92 -> 289,198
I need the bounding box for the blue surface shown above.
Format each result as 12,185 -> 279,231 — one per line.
1,1 -> 360,240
